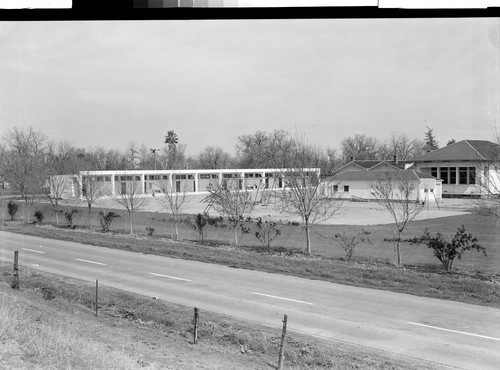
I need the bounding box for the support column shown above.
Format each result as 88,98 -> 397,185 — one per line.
194,172 -> 199,192
218,172 -> 223,186
169,173 -> 173,192
111,173 -> 116,196
140,174 -> 146,194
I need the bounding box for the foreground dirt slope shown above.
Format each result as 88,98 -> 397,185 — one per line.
1,289 -> 270,369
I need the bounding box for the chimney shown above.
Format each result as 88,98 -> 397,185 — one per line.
393,154 -> 398,164
350,156 -> 354,162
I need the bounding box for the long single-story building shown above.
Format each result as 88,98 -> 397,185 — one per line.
49,168 -> 321,200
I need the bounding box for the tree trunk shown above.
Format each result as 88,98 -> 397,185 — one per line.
129,212 -> 133,234
88,205 -> 92,229
55,210 -> 59,226
174,221 -> 179,240
304,219 -> 311,255
233,226 -> 238,246
395,230 -> 402,266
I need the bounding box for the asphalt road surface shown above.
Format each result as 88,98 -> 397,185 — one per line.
1,231 -> 499,369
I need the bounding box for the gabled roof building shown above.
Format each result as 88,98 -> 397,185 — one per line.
323,157 -> 441,202
412,140 -> 500,198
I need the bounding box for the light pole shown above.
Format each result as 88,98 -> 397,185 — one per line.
150,148 -> 160,171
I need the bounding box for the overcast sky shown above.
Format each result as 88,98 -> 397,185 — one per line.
1,18 -> 499,156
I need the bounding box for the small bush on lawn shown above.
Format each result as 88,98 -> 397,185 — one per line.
99,211 -> 120,233
415,225 -> 487,271
7,200 -> 18,221
64,209 -> 79,229
146,227 -> 155,236
335,228 -> 371,260
34,210 -> 44,223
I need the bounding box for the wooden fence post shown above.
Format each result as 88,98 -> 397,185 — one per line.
12,251 -> 20,289
193,307 -> 199,344
277,314 -> 288,370
95,280 -> 98,316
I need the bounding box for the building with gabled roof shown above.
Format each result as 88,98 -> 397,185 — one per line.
412,140 -> 500,198
332,156 -> 414,174
323,156 -> 441,202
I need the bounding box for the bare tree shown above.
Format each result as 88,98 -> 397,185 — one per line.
205,181 -> 254,245
45,175 -> 70,225
157,178 -> 189,240
341,134 -> 381,163
198,146 -> 233,169
271,137 -> 343,255
370,171 -> 424,266
379,133 -> 425,161
113,177 -> 146,234
125,141 -> 140,169
1,127 -> 48,222
79,172 -> 105,229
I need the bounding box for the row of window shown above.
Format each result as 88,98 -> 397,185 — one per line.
82,173 -> 290,182
430,167 -> 476,185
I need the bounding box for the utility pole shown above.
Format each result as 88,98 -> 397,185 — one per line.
150,148 -> 160,171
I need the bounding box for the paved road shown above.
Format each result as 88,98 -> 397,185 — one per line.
1,231 -> 499,369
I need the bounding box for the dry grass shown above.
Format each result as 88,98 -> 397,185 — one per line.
0,294 -> 156,369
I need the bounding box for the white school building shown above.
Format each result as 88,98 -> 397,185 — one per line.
50,168 -> 321,199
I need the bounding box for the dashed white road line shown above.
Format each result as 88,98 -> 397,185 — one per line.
408,322 -> 500,341
75,258 -> 107,266
149,272 -> 192,282
22,248 -> 45,254
252,292 -> 315,305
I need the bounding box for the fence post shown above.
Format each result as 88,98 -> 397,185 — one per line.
277,314 -> 288,370
12,251 -> 20,289
193,307 -> 199,344
95,280 -> 98,316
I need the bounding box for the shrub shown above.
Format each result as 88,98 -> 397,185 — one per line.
241,217 -> 281,249
416,225 -> 487,271
332,228 -> 371,260
146,226 -> 155,236
34,210 -> 44,223
7,200 -> 18,221
64,209 -> 79,229
190,213 -> 225,243
99,211 -> 120,233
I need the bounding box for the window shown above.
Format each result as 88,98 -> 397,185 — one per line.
440,167 -> 448,184
344,185 -> 349,192
469,167 -> 476,185
449,167 -> 456,185
162,175 -> 169,180
105,176 -> 111,182
459,167 -> 468,184
200,174 -> 211,179
333,185 -> 338,192
134,176 -> 140,181
188,175 -> 194,180
175,175 -> 186,180
431,167 -> 438,178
